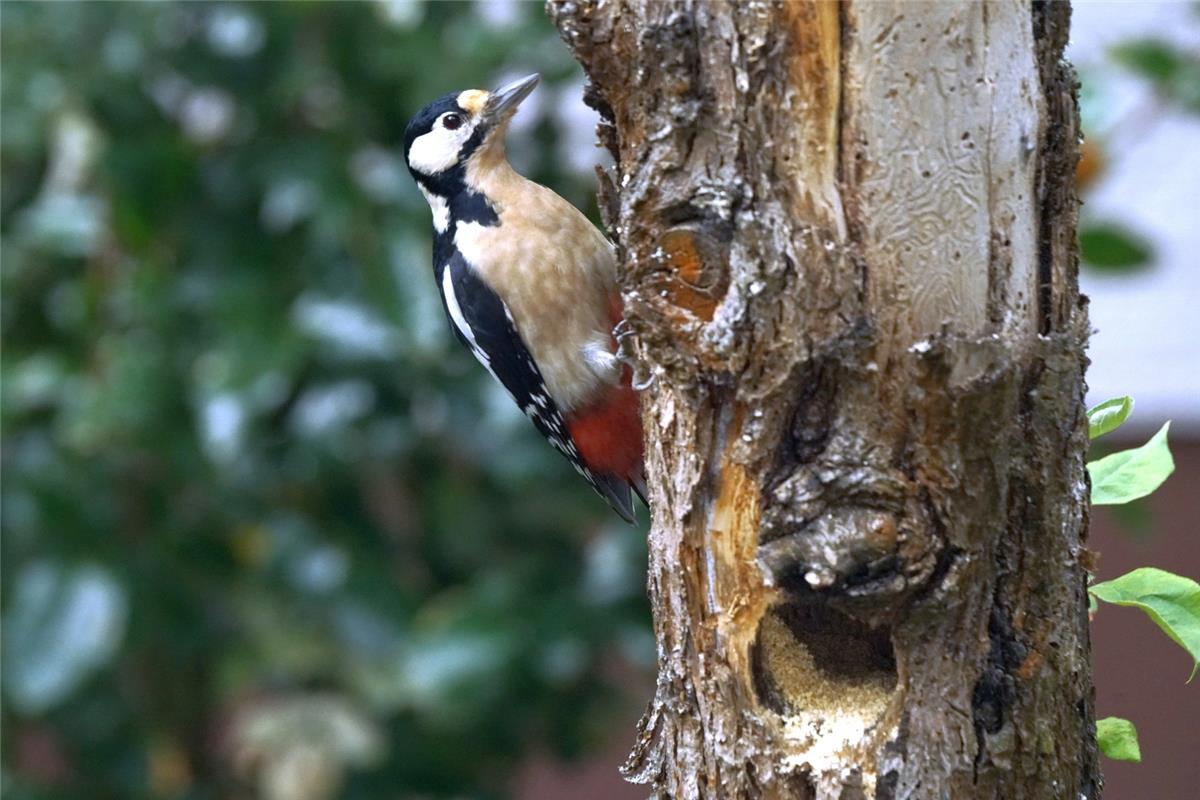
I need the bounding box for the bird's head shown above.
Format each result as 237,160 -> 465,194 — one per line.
403,73 -> 539,183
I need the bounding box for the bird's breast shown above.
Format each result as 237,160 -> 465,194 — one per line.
451,190 -> 619,412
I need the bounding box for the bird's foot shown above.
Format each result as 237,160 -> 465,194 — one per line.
613,319 -> 655,391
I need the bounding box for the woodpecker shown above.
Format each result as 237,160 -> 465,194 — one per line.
403,73 -> 645,522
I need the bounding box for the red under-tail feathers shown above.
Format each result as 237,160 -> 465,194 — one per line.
565,294 -> 644,491
566,379 -> 643,484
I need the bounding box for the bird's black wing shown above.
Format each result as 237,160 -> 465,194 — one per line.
435,254 -> 635,523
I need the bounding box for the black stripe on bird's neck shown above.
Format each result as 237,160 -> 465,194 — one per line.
418,165 -> 499,227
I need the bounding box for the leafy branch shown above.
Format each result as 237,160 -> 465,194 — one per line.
1084,397 -> 1197,762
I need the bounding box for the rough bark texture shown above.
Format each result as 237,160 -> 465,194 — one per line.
548,1 -> 1095,798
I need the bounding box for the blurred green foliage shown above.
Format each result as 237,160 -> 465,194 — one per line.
1110,38 -> 1200,113
1,2 -> 651,798
1076,10 -> 1200,275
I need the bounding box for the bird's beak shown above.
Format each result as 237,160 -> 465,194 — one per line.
484,73 -> 540,124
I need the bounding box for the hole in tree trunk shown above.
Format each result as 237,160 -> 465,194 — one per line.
753,604 -> 896,717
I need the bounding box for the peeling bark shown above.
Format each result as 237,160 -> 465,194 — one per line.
548,1 -> 1096,798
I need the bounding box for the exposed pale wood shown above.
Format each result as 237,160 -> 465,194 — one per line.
845,1 -> 1042,348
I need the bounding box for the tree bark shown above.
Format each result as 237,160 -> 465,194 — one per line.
548,1 -> 1095,798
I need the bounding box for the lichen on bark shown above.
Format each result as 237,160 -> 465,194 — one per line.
549,1 -> 1096,798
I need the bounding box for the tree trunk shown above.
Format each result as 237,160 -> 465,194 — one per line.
549,0 -> 1096,798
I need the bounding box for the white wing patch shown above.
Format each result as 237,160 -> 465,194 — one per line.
442,266 -> 480,351
441,266 -> 504,386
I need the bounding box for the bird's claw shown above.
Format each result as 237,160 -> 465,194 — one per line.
613,318 -> 641,368
631,365 -> 656,391
613,319 -> 656,391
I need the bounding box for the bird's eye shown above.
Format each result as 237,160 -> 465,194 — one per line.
443,113 -> 463,131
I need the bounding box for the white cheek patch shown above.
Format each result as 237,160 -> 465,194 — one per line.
408,128 -> 462,175
408,119 -> 476,176
418,185 -> 450,233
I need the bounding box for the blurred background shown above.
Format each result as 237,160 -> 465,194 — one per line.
1,2 -> 1196,799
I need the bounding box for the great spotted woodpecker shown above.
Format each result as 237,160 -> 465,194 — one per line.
403,74 -> 645,522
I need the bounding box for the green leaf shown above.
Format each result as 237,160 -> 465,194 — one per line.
1079,224 -> 1153,272
1088,422 -> 1174,505
1096,717 -> 1142,762
1089,567 -> 1200,681
1087,396 -> 1134,440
